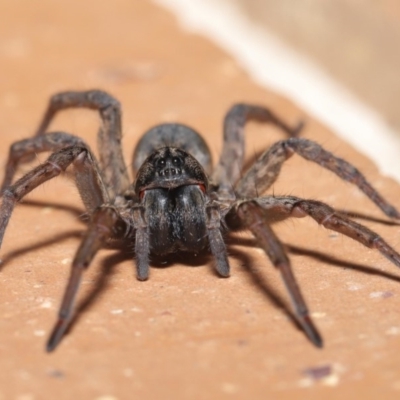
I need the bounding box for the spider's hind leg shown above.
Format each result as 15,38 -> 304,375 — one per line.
32,90 -> 130,197
47,206 -> 124,351
232,194 -> 400,346
212,104 -> 302,199
236,200 -> 322,347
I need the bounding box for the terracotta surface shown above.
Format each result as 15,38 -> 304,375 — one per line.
1,1 -> 400,399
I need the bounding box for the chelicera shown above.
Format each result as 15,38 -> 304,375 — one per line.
1,90 -> 400,352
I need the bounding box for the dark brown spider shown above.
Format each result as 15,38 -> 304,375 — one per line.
1,90 -> 400,352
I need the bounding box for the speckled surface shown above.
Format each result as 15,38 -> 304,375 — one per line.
1,1 -> 400,399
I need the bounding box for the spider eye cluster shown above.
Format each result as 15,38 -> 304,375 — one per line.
156,156 -> 183,177
134,146 -> 208,193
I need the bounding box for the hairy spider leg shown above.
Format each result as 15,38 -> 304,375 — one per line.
212,103 -> 303,199
237,200 -> 323,347
235,138 -> 400,219
207,201 -> 230,277
30,90 -> 130,198
251,196 -> 400,267
230,195 -> 400,346
0,144 -> 109,247
47,206 -> 122,351
1,131 -> 88,192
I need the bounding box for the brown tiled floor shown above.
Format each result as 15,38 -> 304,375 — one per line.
1,1 -> 400,399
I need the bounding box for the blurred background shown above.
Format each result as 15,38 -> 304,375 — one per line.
235,0 -> 400,133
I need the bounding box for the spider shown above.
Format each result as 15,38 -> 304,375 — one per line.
1,90 -> 400,352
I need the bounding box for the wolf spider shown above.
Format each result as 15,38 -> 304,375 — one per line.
1,90 -> 400,352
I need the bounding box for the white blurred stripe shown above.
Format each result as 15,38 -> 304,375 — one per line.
154,0 -> 400,182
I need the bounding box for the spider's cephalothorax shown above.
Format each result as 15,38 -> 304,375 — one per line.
1,89 -> 400,352
135,146 -> 209,192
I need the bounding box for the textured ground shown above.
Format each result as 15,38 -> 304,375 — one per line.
1,1 -> 400,399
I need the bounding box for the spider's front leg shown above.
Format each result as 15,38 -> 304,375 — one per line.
255,196 -> 400,268
235,200 -> 323,347
235,138 -> 400,220
212,103 -> 303,199
0,143 -> 109,247
0,131 -> 86,193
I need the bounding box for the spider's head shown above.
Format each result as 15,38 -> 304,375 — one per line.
134,147 -> 208,196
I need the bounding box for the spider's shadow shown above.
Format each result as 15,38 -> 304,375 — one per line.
0,230 -> 84,271
67,235 -> 400,346
19,199 -> 87,219
227,236 -> 400,343
230,235 -> 400,283
3,199 -> 400,346
68,247 -> 213,332
0,199 -> 86,272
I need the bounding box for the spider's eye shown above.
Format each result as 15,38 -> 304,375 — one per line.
156,158 -> 166,168
172,157 -> 182,167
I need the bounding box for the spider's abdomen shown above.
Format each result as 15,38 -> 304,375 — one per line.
142,186 -> 208,254
132,123 -> 212,175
